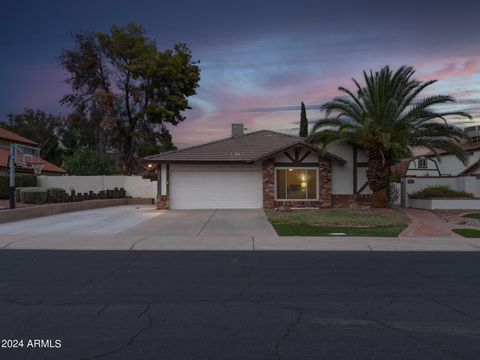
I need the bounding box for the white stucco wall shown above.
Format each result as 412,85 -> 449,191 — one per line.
405,158 -> 440,176
409,198 -> 480,210
404,177 -> 458,194
402,175 -> 480,208
160,164 -> 167,196
435,151 -> 480,176
38,175 -> 157,198
274,148 -> 318,163
326,143 -> 370,195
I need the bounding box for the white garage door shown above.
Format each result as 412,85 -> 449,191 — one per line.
170,170 -> 263,209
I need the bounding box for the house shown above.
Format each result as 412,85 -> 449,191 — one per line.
401,143 -> 480,177
0,128 -> 65,175
145,125 -> 371,210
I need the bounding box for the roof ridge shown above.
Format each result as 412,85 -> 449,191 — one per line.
144,129 -> 285,160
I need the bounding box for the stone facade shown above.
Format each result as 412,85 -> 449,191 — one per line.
273,200 -> 320,208
262,158 -> 275,209
318,158 -> 332,208
156,195 -> 169,209
332,194 -> 371,208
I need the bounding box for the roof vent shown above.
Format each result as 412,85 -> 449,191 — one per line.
230,152 -> 245,156
231,123 -> 245,137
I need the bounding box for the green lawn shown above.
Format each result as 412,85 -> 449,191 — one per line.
452,228 -> 480,238
463,213 -> 480,219
268,209 -> 409,237
273,224 -> 406,237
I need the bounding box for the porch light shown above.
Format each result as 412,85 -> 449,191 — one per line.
147,163 -> 153,169
288,168 -> 293,172
301,182 -> 306,188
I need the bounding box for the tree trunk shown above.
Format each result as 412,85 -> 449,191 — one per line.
371,188 -> 389,208
366,147 -> 392,208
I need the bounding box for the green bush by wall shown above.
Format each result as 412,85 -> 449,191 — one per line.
409,185 -> 473,199
0,174 -> 37,199
20,187 -> 48,204
46,188 -> 67,203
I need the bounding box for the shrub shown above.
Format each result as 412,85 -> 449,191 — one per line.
0,174 -> 37,199
21,187 -> 48,204
409,185 -> 473,199
47,188 -> 67,203
63,150 -> 115,175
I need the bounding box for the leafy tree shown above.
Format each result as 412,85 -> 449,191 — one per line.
299,102 -> 308,138
59,23 -> 200,174
58,111 -> 108,156
1,109 -> 65,165
308,65 -> 471,207
137,127 -> 177,158
63,149 -> 114,175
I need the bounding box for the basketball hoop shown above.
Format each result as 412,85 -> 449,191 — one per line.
31,162 -> 45,176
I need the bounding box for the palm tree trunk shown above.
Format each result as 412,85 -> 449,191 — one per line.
366,148 -> 391,208
371,188 -> 388,208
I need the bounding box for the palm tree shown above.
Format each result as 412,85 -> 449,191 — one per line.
308,65 -> 471,207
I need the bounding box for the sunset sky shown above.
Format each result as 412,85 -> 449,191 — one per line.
1,0 -> 479,147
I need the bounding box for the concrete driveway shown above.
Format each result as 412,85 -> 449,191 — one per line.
0,205 -> 159,236
118,209 -> 277,237
0,206 -> 276,237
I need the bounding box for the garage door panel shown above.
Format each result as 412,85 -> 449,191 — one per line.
170,170 -> 262,209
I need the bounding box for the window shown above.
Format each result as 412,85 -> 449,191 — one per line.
275,168 -> 317,200
418,157 -> 427,169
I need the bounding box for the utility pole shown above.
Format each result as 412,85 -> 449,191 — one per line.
8,144 -> 16,209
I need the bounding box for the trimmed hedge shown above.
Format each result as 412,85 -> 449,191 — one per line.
21,187 -> 48,204
0,174 -> 37,199
409,185 -> 473,199
18,187 -> 67,204
46,188 -> 67,203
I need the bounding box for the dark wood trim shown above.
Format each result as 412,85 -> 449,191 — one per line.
353,146 -> 369,194
294,148 -> 300,162
357,181 -> 368,194
299,150 -> 311,163
431,158 -> 441,176
274,162 -> 319,167
407,168 -> 439,172
283,151 -> 295,162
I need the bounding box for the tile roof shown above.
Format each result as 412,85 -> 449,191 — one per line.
0,128 -> 38,146
458,159 -> 480,176
423,142 -> 480,157
0,148 -> 65,174
144,130 -> 346,164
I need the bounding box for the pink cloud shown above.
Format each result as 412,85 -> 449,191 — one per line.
414,55 -> 480,81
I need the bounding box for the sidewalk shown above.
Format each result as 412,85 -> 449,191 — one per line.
398,208 -> 460,238
1,233 -> 480,251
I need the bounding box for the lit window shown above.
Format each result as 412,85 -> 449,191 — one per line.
418,157 -> 427,169
276,169 -> 317,200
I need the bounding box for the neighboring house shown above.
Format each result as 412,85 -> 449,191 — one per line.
145,125 -> 371,210
401,143 -> 480,177
0,128 -> 65,175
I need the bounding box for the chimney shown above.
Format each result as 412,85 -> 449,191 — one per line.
231,123 -> 245,137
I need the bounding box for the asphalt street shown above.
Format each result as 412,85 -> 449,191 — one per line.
0,250 -> 479,360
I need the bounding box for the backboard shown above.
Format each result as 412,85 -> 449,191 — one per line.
14,144 -> 42,174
